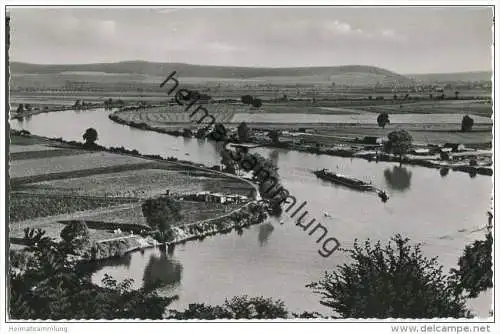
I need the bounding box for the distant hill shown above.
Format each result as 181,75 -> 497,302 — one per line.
407,71 -> 492,83
10,61 -> 415,87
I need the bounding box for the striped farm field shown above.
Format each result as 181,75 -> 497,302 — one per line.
21,169 -> 212,198
9,151 -> 151,179
117,104 -> 235,126
10,144 -> 63,153
9,192 -> 135,222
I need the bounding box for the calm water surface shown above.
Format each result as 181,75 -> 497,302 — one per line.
11,109 -> 493,316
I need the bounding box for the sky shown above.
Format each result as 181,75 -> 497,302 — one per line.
8,7 -> 493,74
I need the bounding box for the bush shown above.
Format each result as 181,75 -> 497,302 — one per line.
377,112 -> 390,128
251,98 -> 263,108
307,235 -> 471,318
451,230 -> 493,298
60,220 -> 91,256
141,197 -> 182,242
9,230 -> 177,319
241,95 -> 254,105
82,128 -> 98,146
461,115 -> 474,132
168,295 -> 288,319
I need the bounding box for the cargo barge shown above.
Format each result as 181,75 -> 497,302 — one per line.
313,169 -> 374,191
313,169 -> 389,202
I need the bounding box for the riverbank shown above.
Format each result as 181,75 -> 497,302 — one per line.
108,110 -> 493,177
90,200 -> 267,260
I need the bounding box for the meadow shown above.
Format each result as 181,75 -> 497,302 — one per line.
9,193 -> 136,222
23,169 -> 215,198
230,112 -> 492,125
9,151 -> 150,178
77,201 -> 242,227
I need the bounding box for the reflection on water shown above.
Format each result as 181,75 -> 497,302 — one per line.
268,149 -> 279,166
440,167 -> 450,177
258,223 -> 275,246
142,251 -> 183,292
95,253 -> 133,270
384,166 -> 412,192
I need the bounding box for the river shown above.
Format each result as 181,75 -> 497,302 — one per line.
10,109 -> 493,317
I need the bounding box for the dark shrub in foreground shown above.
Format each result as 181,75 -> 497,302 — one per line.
9,228 -> 177,319
307,234 -> 471,318
167,295 -> 288,319
452,230 -> 493,298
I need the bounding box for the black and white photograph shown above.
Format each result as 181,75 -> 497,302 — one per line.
2,2 -> 497,330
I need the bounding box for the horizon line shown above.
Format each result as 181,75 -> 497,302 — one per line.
9,60 -> 492,76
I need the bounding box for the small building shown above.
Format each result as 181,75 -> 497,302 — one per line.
413,148 -> 431,156
182,191 -> 249,204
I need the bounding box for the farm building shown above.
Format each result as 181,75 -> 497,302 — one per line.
412,148 -> 431,156
180,191 -> 248,204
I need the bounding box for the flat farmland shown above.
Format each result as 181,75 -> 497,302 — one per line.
21,169 -> 254,198
9,151 -> 151,179
312,125 -> 491,145
76,200 -> 241,226
361,100 -> 492,117
9,193 -> 136,223
8,203 -> 141,240
76,203 -> 147,226
202,177 -> 255,196
10,144 -> 63,153
244,104 -> 362,114
22,169 -> 214,198
10,148 -> 91,161
230,112 -> 492,125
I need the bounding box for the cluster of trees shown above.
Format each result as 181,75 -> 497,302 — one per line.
185,89 -> 211,102
384,129 -> 413,164
15,104 -> 32,114
9,225 -> 177,319
168,296 -> 289,319
237,122 -> 250,142
241,94 -> 263,108
268,129 -> 281,145
103,98 -> 125,110
73,99 -> 88,110
141,196 -> 182,243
